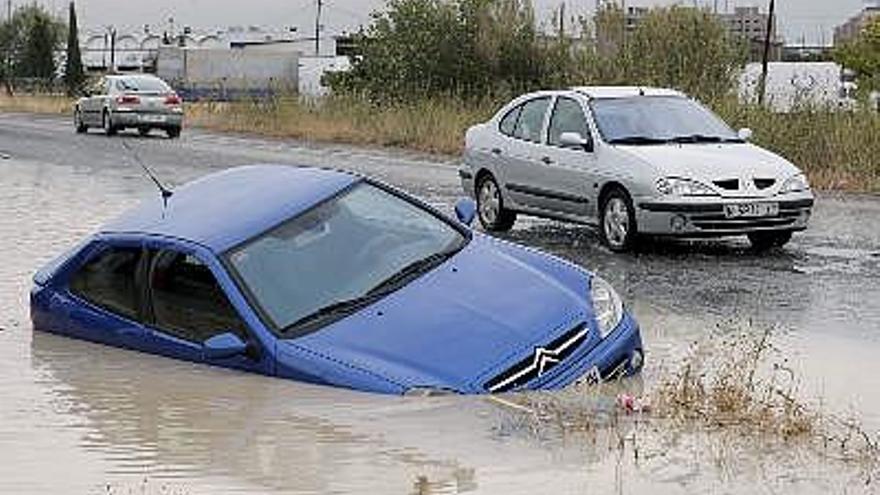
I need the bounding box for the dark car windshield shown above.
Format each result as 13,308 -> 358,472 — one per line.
589,96 -> 741,144
226,182 -> 468,337
116,76 -> 171,94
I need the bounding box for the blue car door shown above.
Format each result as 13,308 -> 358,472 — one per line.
63,239 -> 149,349
141,240 -> 274,375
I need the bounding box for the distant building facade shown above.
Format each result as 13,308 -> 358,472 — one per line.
834,1 -> 880,46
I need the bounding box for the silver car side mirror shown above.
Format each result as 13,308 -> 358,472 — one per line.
738,128 -> 753,141
559,132 -> 593,152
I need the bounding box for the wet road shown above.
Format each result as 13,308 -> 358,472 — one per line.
1,113 -> 879,494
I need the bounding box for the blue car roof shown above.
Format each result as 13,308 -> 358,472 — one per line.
102,165 -> 359,252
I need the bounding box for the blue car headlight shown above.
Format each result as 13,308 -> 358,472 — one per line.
590,276 -> 624,339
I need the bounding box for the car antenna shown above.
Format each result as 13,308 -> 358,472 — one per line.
120,138 -> 174,209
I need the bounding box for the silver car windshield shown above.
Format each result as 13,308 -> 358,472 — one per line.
226,182 -> 468,337
590,96 -> 741,145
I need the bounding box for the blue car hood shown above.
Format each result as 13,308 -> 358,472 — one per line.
279,235 -> 595,393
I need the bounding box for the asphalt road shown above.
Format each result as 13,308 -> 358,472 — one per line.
1,112 -> 879,494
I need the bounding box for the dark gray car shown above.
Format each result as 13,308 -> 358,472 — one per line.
74,74 -> 184,138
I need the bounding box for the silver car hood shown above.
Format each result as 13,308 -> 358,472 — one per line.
616,143 -> 801,182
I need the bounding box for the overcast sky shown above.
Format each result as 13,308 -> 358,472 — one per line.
34,0 -> 868,45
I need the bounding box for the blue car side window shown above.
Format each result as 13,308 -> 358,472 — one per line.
149,249 -> 248,344
69,246 -> 143,320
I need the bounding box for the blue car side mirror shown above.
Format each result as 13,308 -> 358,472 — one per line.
203,332 -> 248,360
454,198 -> 477,226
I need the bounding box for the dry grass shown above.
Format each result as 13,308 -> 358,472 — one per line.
493,325 -> 880,477
0,93 -> 72,115
2,92 -> 877,191
186,96 -> 495,156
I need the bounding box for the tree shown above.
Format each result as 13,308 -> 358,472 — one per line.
63,2 -> 85,95
835,17 -> 880,97
0,5 -> 65,91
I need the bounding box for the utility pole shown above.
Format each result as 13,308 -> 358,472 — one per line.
758,0 -> 775,106
315,0 -> 323,56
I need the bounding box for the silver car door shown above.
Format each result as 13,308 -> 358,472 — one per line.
500,96 -> 553,210
538,95 -> 597,217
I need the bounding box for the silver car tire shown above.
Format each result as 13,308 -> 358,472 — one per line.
103,110 -> 117,136
476,174 -> 516,232
600,188 -> 637,252
74,108 -> 87,134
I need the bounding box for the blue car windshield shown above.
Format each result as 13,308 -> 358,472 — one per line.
226,182 -> 468,336
589,96 -> 740,144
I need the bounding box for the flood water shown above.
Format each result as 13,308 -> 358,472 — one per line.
1,116 -> 879,494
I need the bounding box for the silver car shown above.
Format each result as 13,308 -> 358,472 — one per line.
74,74 -> 184,138
460,86 -> 814,252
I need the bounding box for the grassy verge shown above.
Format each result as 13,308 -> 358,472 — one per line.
0,93 -> 72,115
3,93 -> 878,192
187,97 -> 495,156
190,96 -> 880,192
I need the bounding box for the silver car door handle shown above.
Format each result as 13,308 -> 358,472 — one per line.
541,156 -> 553,165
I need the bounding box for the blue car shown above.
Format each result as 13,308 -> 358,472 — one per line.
30,165 -> 644,395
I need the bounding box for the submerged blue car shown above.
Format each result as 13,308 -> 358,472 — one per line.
30,165 -> 643,395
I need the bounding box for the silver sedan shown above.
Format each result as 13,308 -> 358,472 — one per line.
74,74 -> 184,138
460,87 -> 814,252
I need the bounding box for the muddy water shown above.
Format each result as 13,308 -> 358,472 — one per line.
1,119 -> 880,494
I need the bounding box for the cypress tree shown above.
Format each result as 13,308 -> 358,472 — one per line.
64,2 -> 85,95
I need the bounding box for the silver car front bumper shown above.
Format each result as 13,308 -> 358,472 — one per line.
635,192 -> 814,236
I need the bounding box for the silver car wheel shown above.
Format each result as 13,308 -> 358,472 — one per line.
478,179 -> 500,225
603,197 -> 630,249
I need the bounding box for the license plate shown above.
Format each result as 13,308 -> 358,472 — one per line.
141,115 -> 166,123
724,202 -> 779,218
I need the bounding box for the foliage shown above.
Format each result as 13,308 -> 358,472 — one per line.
330,1 -> 745,104
0,4 -> 66,90
63,2 -> 85,96
581,5 -> 747,103
834,16 -> 880,96
330,0 -> 548,101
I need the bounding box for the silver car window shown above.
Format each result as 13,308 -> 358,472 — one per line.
499,105 -> 522,137
547,97 -> 591,147
513,97 -> 550,144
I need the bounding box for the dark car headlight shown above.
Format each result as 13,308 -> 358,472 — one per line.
590,276 -> 624,339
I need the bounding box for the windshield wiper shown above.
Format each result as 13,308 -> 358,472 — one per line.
668,134 -> 731,144
280,244 -> 464,335
365,245 -> 463,297
606,136 -> 670,145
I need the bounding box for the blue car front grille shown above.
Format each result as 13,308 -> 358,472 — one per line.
484,323 -> 588,393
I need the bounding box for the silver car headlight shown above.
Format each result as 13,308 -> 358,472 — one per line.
656,177 -> 718,197
590,276 -> 624,339
780,173 -> 810,194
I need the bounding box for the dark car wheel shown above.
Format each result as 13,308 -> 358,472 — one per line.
103,110 -> 117,136
600,187 -> 638,252
74,108 -> 87,134
476,173 -> 516,231
166,126 -> 181,139
748,231 -> 792,251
